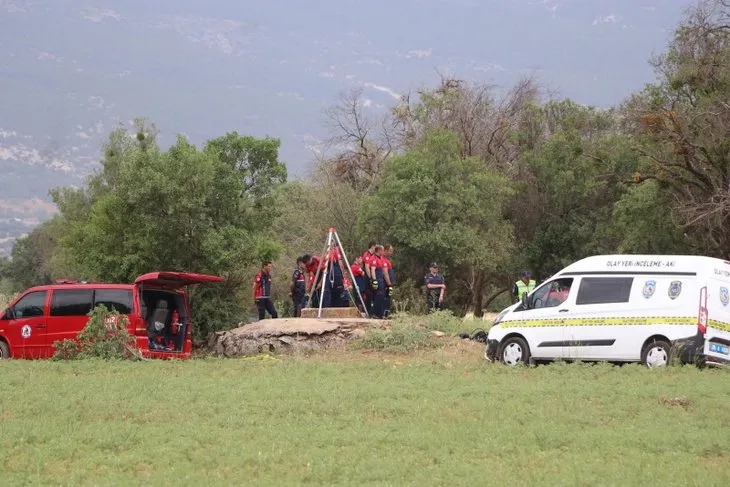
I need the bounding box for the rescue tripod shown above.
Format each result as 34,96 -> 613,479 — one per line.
304,227 -> 369,319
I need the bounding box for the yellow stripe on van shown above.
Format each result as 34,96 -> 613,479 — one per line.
708,319 -> 730,333
499,316 -> 696,328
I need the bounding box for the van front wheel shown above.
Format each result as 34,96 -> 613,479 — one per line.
0,340 -> 9,359
499,337 -> 530,366
642,339 -> 671,368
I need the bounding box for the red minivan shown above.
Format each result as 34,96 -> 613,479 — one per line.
0,272 -> 223,360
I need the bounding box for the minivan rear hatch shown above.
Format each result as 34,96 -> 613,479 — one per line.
134,272 -> 224,290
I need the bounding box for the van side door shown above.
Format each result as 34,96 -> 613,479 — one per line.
47,289 -> 93,353
6,290 -> 49,358
561,276 -> 634,361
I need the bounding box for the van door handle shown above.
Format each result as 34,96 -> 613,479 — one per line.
35,324 -> 47,328
558,309 -> 569,313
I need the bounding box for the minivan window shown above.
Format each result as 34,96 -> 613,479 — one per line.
13,291 -> 48,318
51,289 -> 93,316
94,289 -> 133,314
530,278 -> 574,309
576,277 -> 633,305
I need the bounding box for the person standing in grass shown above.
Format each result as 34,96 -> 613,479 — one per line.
425,263 -> 446,313
253,261 -> 278,320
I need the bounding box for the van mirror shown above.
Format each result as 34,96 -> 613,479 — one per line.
521,292 -> 530,310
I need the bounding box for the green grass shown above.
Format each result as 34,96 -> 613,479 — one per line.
1,344 -> 729,486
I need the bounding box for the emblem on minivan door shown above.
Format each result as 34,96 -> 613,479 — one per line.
720,287 -> 729,306
642,280 -> 656,299
668,280 -> 682,300
21,325 -> 32,338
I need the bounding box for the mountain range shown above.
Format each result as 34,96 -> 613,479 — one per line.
0,0 -> 695,256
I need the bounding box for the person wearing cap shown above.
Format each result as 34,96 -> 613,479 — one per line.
513,270 -> 536,304
424,262 -> 446,313
290,257 -> 307,317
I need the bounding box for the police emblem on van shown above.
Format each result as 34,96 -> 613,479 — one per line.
642,280 -> 656,299
668,280 -> 682,300
720,287 -> 729,307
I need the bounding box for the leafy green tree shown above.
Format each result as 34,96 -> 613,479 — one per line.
623,0 -> 730,256
5,216 -> 70,291
51,122 -> 287,339
359,129 -> 515,314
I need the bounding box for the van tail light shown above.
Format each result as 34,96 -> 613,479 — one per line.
698,286 -> 708,335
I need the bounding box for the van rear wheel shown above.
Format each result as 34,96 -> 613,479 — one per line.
642,339 -> 671,368
0,340 -> 10,359
499,336 -> 530,366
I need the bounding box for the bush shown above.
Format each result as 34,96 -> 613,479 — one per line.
352,321 -> 434,353
351,311 -> 468,353
53,305 -> 142,360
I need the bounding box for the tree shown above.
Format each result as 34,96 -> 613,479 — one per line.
5,216 -> 70,291
51,123 -> 287,339
623,0 -> 730,257
319,88 -> 395,192
359,129 -> 515,314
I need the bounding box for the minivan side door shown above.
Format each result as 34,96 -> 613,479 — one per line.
47,288 -> 93,353
561,276 -> 635,361
5,290 -> 49,358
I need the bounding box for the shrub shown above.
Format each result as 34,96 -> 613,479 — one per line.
352,321 -> 434,353
53,305 -> 142,360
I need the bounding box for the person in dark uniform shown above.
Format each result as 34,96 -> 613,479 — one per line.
424,262 -> 446,313
253,261 -> 278,320
290,257 -> 307,317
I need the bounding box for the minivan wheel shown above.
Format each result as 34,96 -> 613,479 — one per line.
0,340 -> 10,359
499,336 -> 530,366
642,339 -> 671,368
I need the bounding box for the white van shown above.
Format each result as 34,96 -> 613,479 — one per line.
484,254 -> 730,368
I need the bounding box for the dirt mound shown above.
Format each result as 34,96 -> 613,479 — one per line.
208,317 -> 388,357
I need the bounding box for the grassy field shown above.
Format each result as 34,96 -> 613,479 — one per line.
1,339 -> 729,486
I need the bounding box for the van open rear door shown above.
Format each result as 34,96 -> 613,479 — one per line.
134,272 -> 224,289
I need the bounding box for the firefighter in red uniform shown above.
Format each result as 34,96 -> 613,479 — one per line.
302,254 -> 321,305
382,244 -> 395,317
351,255 -> 367,313
373,245 -> 392,318
361,241 -> 377,314
252,261 -> 278,320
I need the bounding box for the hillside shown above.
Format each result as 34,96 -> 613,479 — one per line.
0,0 -> 692,256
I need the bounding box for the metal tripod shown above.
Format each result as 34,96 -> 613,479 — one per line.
304,227 -> 369,319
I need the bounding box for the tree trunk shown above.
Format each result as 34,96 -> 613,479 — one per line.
471,270 -> 486,317
484,287 -> 509,309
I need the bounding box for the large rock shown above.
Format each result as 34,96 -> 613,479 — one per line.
208,317 -> 388,357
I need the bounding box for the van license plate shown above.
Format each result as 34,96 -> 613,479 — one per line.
709,343 -> 730,355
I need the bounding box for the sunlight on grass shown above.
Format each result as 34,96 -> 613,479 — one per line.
1,354 -> 729,485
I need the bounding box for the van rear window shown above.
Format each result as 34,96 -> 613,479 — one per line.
576,277 -> 633,305
94,289 -> 133,314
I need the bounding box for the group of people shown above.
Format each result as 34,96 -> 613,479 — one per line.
252,242 -> 450,320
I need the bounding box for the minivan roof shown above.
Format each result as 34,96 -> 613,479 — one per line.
555,254 -> 730,278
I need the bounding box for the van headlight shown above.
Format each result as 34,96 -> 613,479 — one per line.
493,309 -> 508,325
